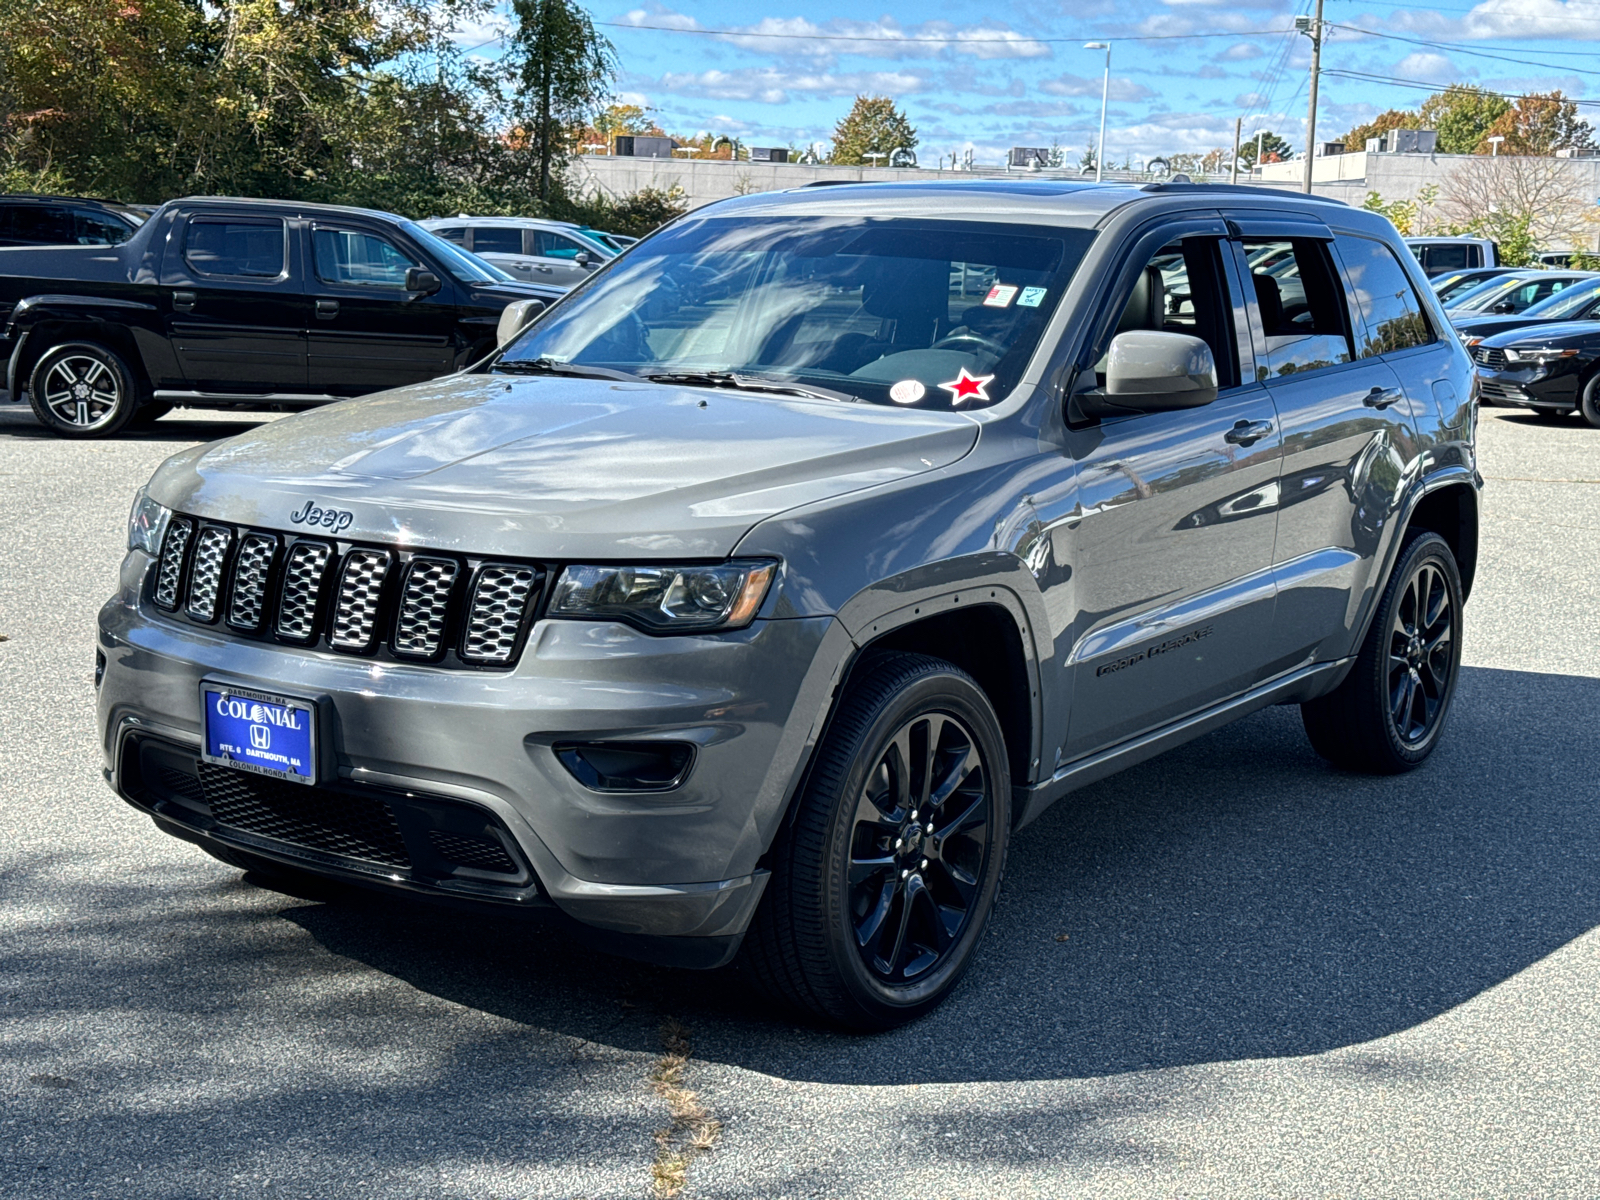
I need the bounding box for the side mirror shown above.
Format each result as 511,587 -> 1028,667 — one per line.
496,297 -> 548,347
575,250 -> 594,268
405,267 -> 442,296
1080,330 -> 1219,416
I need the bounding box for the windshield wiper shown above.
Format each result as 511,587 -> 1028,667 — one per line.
492,357 -> 640,382
644,370 -> 860,403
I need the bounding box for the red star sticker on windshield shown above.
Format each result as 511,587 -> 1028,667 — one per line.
938,367 -> 996,406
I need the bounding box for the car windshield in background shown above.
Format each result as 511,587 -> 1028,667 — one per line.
402,221 -> 514,283
1449,274 -> 1577,314
1520,279 -> 1600,319
495,216 -> 1096,410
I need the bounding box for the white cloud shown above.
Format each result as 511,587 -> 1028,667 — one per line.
1390,51 -> 1459,82
1041,73 -> 1155,101
1389,0 -> 1600,41
1216,42 -> 1264,61
650,67 -> 928,104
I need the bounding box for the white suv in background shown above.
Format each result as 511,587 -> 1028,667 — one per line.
419,216 -> 614,287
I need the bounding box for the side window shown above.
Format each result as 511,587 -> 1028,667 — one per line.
1097,237 -> 1239,390
184,219 -> 286,277
312,227 -> 420,288
1241,238 -> 1351,380
533,231 -> 585,260
1337,235 -> 1434,357
436,226 -> 467,245
9,204 -> 75,245
471,227 -> 523,255
1423,244 -> 1470,273
73,208 -> 133,246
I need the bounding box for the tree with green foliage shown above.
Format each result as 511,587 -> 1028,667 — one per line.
1480,90 -> 1596,156
1239,130 -> 1292,167
1419,84 -> 1510,154
829,96 -> 916,166
505,0 -> 615,202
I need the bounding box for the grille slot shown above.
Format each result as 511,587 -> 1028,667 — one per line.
461,565 -> 538,664
155,765 -> 208,806
153,518 -> 194,610
185,525 -> 233,623
393,557 -> 460,659
428,830 -> 519,874
329,549 -> 391,652
197,762 -> 411,868
1474,347 -> 1507,369
227,533 -> 278,631
276,541 -> 332,643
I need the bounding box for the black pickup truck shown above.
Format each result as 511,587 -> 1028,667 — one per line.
1,197 -> 565,437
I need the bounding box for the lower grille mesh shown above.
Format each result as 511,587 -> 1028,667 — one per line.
197,762 -> 411,868
428,830 -> 519,874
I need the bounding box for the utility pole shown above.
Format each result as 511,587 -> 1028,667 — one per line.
1231,117 -> 1242,185
1299,0 -> 1324,195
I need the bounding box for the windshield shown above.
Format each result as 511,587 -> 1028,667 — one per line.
1449,274 -> 1551,313
402,221 -> 514,283
496,215 -> 1096,409
1522,279 -> 1600,318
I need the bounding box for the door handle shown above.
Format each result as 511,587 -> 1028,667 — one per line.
1364,386 -> 1403,410
1224,419 -> 1274,447
172,290 -> 195,311
535,265 -> 553,273
316,299 -> 339,319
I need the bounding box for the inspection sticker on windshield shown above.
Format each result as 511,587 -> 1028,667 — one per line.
983,284 -> 1018,308
890,379 -> 926,404
1018,287 -> 1048,308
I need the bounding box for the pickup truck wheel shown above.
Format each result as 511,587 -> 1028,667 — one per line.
1301,531 -> 1463,773
742,652 -> 1010,1030
27,342 -> 142,438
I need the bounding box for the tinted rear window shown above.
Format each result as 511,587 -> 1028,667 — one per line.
184,219 -> 286,277
472,227 -> 524,254
1339,236 -> 1434,356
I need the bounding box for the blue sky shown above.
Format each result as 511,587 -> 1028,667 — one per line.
451,0 -> 1600,165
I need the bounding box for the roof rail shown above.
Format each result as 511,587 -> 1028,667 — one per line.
1138,181 -> 1349,206
800,179 -> 869,188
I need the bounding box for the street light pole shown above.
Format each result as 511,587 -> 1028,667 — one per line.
1085,42 -> 1110,183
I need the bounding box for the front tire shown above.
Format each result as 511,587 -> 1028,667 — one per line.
27,342 -> 142,438
1302,530 -> 1463,773
1580,374 -> 1600,428
743,652 -> 1011,1030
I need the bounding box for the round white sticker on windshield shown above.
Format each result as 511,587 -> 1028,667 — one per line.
890,379 -> 927,404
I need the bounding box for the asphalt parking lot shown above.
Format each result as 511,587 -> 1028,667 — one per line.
3,399 -> 1599,1199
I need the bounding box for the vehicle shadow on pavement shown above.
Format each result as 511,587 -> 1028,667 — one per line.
275,663 -> 1600,1086
0,405 -> 268,442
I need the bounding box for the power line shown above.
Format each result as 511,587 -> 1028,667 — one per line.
1330,22 -> 1600,77
1330,0 -> 1600,28
596,20 -> 1297,45
1321,67 -> 1600,107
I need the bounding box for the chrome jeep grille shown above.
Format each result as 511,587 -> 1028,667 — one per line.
153,518 -> 194,610
276,541 -> 332,643
149,511 -> 544,669
227,532 -> 278,631
185,525 -> 233,622
394,557 -> 459,659
329,549 -> 391,651
461,566 -> 537,664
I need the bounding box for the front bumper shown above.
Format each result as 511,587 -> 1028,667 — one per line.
99,551 -> 848,963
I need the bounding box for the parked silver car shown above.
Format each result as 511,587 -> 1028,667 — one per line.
419,215 -> 612,287
99,181 -> 1479,1029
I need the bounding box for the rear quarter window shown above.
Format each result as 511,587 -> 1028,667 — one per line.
1336,235 -> 1435,356
471,227 -> 525,255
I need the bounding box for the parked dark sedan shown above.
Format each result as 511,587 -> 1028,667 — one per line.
1471,322 -> 1600,425
2,197 -> 566,437
1455,276 -> 1600,346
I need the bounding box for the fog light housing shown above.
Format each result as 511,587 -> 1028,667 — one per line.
555,741 -> 695,792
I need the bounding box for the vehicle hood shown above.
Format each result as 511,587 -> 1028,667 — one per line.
463,280 -> 566,306
1453,313 -> 1557,338
150,373 -> 980,559
1480,319 -> 1600,348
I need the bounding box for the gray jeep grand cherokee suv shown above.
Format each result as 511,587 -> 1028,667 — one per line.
98,180 -> 1479,1029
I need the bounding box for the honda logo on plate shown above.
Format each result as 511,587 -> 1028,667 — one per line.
250,724 -> 271,750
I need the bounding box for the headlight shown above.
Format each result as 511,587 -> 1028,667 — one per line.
549,560 -> 777,632
127,488 -> 171,555
1458,333 -> 1482,348
1504,347 -> 1578,364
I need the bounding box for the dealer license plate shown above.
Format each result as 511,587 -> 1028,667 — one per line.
200,683 -> 318,784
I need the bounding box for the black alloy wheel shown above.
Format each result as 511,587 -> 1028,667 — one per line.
847,711 -> 993,985
1302,530 -> 1464,773
743,652 -> 1011,1030
1581,374 -> 1600,429
28,342 -> 142,438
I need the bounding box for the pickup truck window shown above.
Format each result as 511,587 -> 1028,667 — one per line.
312,228 -> 419,288
185,219 -> 286,278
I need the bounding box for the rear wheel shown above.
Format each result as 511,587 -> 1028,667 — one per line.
27,342 -> 142,438
1302,530 -> 1463,773
742,652 -> 1010,1030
